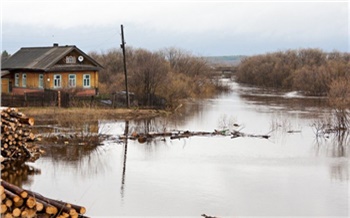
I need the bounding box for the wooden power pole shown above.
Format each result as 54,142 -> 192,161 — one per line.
120,24 -> 130,108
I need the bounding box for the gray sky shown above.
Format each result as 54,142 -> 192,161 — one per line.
1,0 -> 349,56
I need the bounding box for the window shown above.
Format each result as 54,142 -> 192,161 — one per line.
83,74 -> 90,87
69,74 -> 76,87
15,73 -> 19,87
39,74 -> 44,88
54,74 -> 61,88
65,56 -> 76,64
22,74 -> 27,87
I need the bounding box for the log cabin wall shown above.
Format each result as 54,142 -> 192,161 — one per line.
6,71 -> 98,96
1,78 -> 10,93
18,72 -> 42,89
45,71 -> 98,89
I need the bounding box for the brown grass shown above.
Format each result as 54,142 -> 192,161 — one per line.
20,107 -> 168,123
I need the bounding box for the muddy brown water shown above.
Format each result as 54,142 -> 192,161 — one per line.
18,80 -> 349,217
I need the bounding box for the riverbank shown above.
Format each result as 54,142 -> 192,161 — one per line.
20,107 -> 170,123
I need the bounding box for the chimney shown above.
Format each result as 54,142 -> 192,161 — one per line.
53,43 -> 59,47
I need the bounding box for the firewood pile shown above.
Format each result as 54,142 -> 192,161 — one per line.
0,108 -> 89,217
0,180 -> 87,218
1,107 -> 44,165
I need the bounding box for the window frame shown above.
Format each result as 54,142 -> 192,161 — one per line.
54,74 -> 62,88
83,74 -> 91,88
22,73 -> 27,87
66,56 -> 76,64
14,73 -> 19,87
68,74 -> 76,88
38,74 -> 44,88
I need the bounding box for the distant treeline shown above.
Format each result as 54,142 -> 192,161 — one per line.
235,49 -> 350,97
89,47 -> 228,108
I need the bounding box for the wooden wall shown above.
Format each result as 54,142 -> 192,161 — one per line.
10,71 -> 98,90
1,78 -> 9,93
45,71 -> 98,89
2,71 -> 98,96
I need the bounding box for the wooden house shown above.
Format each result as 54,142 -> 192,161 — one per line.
1,44 -> 102,96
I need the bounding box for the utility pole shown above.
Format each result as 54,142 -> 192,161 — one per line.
120,24 -> 130,108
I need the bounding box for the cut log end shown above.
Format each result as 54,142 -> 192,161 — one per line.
12,208 -> 21,217
26,196 -> 37,208
46,205 -> 58,215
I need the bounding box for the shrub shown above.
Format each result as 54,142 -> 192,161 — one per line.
235,48 -> 350,96
89,47 -> 223,108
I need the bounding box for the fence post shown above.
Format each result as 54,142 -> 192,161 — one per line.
112,93 -> 115,108
58,91 -> 61,108
24,92 -> 27,107
41,92 -> 44,107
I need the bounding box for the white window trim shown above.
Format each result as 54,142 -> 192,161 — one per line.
66,56 -> 76,64
69,74 -> 76,87
83,74 -> 91,88
54,74 -> 62,88
39,74 -> 44,88
22,73 -> 27,87
15,73 -> 19,87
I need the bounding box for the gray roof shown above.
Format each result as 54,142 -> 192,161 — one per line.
1,45 -> 102,71
1,70 -> 10,77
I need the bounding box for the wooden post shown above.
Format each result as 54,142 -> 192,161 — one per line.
112,93 -> 115,108
120,24 -> 130,108
41,92 -> 44,107
24,92 -> 27,107
57,91 -> 61,108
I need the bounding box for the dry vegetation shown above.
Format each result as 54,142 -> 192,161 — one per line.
235,48 -> 350,96
89,47 -> 228,108
20,107 -> 167,123
235,48 -> 350,131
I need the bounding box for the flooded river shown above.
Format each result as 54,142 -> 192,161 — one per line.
21,81 -> 349,217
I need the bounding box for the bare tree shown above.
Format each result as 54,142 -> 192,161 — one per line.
129,49 -> 169,106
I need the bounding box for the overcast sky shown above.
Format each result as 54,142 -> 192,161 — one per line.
1,0 -> 349,56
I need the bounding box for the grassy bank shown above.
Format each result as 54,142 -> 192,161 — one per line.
20,107 -> 169,123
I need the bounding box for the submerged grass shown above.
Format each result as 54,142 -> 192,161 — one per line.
20,107 -> 169,148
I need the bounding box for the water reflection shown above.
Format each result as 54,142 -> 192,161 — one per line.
41,142 -> 110,178
24,81 -> 349,216
330,161 -> 349,181
1,161 -> 41,187
120,121 -> 129,199
33,121 -> 101,144
238,90 -> 329,118
132,119 -> 166,134
43,143 -> 100,162
314,131 -> 350,158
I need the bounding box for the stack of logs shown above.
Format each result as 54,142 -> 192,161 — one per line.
0,107 -> 89,217
1,107 -> 44,164
1,180 -> 87,218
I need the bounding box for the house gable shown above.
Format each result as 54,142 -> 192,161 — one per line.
49,48 -> 102,72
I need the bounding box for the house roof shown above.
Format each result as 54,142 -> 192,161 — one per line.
1,70 -> 10,77
1,45 -> 103,71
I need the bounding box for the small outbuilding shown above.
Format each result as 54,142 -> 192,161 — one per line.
1,44 -> 102,96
